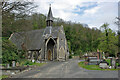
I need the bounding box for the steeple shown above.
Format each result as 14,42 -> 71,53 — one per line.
46,4 -> 53,27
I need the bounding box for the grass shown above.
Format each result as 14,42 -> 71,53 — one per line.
0,59 -> 46,68
19,59 -> 46,66
0,75 -> 8,79
78,61 -> 119,70
28,62 -> 45,66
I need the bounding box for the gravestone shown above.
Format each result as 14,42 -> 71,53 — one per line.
99,63 -> 108,69
87,57 -> 100,65
12,61 -> 15,67
36,60 -> 40,63
7,64 -> 10,68
109,57 -> 113,66
103,52 -> 105,59
32,59 -> 35,63
112,58 -> 116,69
16,62 -> 19,67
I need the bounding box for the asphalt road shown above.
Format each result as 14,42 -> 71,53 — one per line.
11,59 -> 118,78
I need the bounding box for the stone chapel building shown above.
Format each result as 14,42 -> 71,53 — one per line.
9,5 -> 69,61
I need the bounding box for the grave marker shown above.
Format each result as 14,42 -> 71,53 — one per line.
7,64 -> 10,68
99,63 -> 108,69
16,62 -> 19,67
112,58 -> 116,68
12,61 -> 15,67
32,59 -> 35,63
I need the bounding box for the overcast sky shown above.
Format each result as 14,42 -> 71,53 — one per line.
31,0 -> 119,31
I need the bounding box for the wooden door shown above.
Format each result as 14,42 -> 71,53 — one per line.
48,50 -> 52,60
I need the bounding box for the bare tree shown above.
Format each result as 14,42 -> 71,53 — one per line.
2,1 -> 38,37
2,1 -> 37,18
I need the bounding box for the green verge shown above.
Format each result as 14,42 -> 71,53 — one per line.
0,75 -> 8,79
0,59 -> 46,67
27,62 -> 46,66
78,61 -> 119,70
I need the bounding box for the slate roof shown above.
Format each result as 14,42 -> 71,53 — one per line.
9,27 -> 61,50
43,26 -> 60,39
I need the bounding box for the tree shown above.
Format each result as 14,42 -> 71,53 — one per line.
2,1 -> 38,37
63,21 -> 101,56
115,17 -> 120,54
100,23 -> 109,53
31,13 -> 46,30
98,23 -> 118,57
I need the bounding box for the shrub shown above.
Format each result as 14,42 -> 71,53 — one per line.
69,55 -> 72,59
24,61 -> 33,65
2,37 -> 20,65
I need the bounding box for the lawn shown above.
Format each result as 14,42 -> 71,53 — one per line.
0,75 -> 8,79
78,61 -> 119,70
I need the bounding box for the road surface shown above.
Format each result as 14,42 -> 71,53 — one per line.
11,59 -> 118,78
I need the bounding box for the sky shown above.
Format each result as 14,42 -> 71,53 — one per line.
31,0 -> 119,31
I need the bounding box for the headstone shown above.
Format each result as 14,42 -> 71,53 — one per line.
36,60 -> 40,63
7,64 -> 10,68
87,57 -> 100,65
103,52 -> 105,59
109,66 -> 112,69
85,53 -> 88,56
12,61 -> 15,67
11,72 -> 15,75
0,65 -> 2,69
112,58 -> 116,68
32,59 -> 35,63
16,62 -> 19,67
99,63 -> 108,69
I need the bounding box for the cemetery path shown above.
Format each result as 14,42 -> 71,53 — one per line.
11,59 -> 118,78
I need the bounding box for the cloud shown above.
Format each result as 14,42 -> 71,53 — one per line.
82,2 -> 118,31
32,0 -> 118,31
84,6 -> 100,14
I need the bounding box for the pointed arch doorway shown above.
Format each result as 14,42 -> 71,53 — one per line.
46,38 -> 56,61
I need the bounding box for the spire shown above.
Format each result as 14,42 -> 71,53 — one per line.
46,4 -> 53,27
